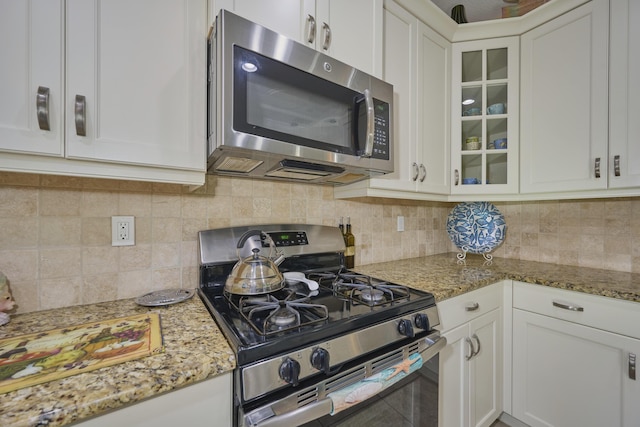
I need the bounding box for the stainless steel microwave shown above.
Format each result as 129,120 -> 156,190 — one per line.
207,10 -> 394,185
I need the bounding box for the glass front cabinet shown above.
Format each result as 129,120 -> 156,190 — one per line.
451,37 -> 519,195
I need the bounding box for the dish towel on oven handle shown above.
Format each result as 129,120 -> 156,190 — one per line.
327,352 -> 423,415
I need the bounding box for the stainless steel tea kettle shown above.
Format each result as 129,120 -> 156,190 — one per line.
224,230 -> 285,295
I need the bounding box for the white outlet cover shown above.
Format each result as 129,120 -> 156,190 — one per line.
112,216 -> 135,246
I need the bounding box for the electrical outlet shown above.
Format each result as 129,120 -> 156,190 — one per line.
397,215 -> 405,232
112,216 -> 135,246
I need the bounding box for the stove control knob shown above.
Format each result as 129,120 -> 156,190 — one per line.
279,357 -> 301,386
398,318 -> 415,338
310,347 -> 331,375
414,313 -> 430,331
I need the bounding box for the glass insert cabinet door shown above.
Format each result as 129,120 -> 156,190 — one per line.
451,37 -> 519,195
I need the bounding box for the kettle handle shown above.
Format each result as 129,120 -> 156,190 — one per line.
236,229 -> 264,249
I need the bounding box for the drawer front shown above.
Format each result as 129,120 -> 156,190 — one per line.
513,281 -> 640,339
437,282 -> 503,331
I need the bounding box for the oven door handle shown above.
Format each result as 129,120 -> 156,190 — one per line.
247,334 -> 447,427
250,398 -> 333,427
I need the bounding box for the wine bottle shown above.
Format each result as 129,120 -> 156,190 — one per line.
344,217 -> 355,269
338,217 -> 344,235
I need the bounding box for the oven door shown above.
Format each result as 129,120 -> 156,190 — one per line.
239,332 -> 445,427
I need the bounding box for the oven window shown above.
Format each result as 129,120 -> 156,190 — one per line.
233,45 -> 360,154
299,355 -> 439,427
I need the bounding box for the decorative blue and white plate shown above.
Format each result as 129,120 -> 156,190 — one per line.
446,202 -> 506,256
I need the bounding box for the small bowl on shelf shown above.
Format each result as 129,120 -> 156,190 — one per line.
493,138 -> 507,149
462,178 -> 479,185
465,140 -> 481,150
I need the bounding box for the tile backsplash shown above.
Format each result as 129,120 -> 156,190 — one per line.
1,171 -> 638,314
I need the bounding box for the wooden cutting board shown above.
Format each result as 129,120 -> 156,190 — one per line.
0,313 -> 163,394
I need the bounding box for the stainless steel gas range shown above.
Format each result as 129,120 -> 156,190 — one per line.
198,224 -> 445,426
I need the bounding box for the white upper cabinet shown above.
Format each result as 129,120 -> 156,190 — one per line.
451,37 -> 519,196
0,0 -> 64,156
0,0 -> 207,185
519,0 -> 609,194
334,0 -> 450,200
66,0 -> 206,171
211,0 -> 383,77
609,0 -> 640,189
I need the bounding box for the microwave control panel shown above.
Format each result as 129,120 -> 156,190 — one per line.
371,100 -> 390,160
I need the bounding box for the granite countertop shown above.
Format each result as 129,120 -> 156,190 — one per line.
354,253 -> 640,303
2,253 -> 639,427
0,293 -> 235,427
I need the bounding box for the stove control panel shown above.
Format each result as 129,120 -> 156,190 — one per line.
263,231 -> 309,247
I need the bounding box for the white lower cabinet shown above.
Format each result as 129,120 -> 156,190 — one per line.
512,282 -> 640,427
72,373 -> 232,427
439,284 -> 503,427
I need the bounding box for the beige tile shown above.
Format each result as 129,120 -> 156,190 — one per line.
182,195 -> 208,218
117,270 -> 152,299
83,246 -> 119,274
152,268 -> 181,290
40,189 -> 82,216
231,178 -> 253,197
182,218 -> 208,241
151,217 -> 182,243
152,242 -> 181,268
40,175 -> 84,189
152,194 -> 182,217
0,187 -> 38,217
81,191 -> 119,217
40,248 -> 82,279
40,217 -> 82,246
40,277 -> 82,310
232,196 -> 253,219
8,280 -> 39,314
119,192 -> 152,217
119,244 -> 152,272
252,197 -> 272,217
0,217 -> 38,249
0,249 -> 38,282
0,171 -> 40,187
82,273 -> 118,304
81,217 -> 111,246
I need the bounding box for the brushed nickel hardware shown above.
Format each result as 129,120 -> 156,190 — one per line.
594,157 -> 601,178
614,155 -> 621,177
552,301 -> 584,312
419,164 -> 426,182
361,89 -> 374,157
465,302 -> 480,312
306,15 -> 316,44
321,22 -> 331,50
412,162 -> 419,181
465,337 -> 474,361
74,95 -> 86,136
629,353 -> 636,380
454,169 -> 460,186
36,86 -> 50,131
471,333 -> 481,357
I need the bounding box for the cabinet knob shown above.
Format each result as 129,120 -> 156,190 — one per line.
465,302 -> 479,311
36,86 -> 51,131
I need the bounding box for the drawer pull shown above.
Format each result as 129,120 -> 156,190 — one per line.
630,353 -> 636,381
465,302 -> 479,312
552,301 -> 584,312
36,86 -> 50,131
465,337 -> 474,361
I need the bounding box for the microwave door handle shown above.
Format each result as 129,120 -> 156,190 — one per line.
361,89 -> 375,157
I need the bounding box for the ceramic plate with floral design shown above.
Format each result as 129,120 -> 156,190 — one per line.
446,202 -> 506,254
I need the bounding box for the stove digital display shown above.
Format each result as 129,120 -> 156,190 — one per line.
265,231 -> 308,247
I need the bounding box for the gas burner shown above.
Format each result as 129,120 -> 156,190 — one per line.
309,270 -> 411,306
232,290 -> 329,335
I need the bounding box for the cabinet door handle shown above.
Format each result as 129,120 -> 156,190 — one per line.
412,162 -> 419,181
465,302 -> 479,312
74,95 -> 87,136
614,155 -> 621,177
321,22 -> 331,50
594,157 -> 601,178
630,353 -> 636,380
454,169 -> 460,186
465,337 -> 475,361
471,333 -> 481,357
306,15 -> 316,44
36,86 -> 51,131
552,300 -> 584,312
419,164 -> 426,182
